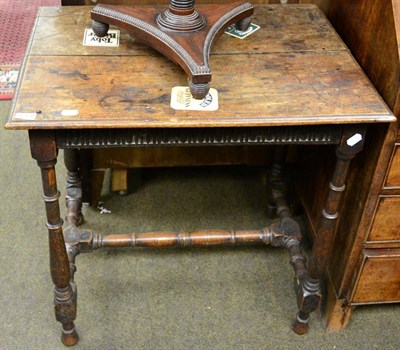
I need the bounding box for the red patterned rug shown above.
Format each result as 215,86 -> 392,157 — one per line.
0,0 -> 61,100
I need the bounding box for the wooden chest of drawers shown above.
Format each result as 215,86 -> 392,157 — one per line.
352,126 -> 400,306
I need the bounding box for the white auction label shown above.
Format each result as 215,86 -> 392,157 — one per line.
170,86 -> 218,111
61,109 -> 79,117
225,23 -> 260,39
346,133 -> 363,146
82,28 -> 120,47
15,113 -> 37,120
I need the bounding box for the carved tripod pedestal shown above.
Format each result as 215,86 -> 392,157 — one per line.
90,0 -> 254,99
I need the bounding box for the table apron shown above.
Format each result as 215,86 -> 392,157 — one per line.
55,125 -> 345,149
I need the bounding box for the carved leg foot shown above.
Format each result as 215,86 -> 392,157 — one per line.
189,80 -> 210,100
55,258 -> 79,346
292,276 -> 321,335
92,20 -> 109,37
293,311 -> 310,335
235,16 -> 252,31
61,322 -> 79,347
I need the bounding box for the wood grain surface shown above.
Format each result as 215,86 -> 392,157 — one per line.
385,145 -> 400,187
30,6 -> 343,56
367,196 -> 400,242
352,249 -> 400,304
5,5 -> 394,129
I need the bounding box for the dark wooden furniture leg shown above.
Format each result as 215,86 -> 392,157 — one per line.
266,146 -> 321,334
292,127 -> 367,334
29,131 -> 79,347
64,149 -> 84,227
78,149 -> 93,206
266,146 -> 288,219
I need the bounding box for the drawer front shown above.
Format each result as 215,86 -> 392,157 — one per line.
368,196 -> 400,242
385,144 -> 400,188
352,249 -> 400,304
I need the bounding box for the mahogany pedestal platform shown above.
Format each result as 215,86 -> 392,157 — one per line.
5,5 -> 395,346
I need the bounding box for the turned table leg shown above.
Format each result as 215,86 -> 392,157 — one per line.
266,146 -> 321,334
29,131 -> 79,346
266,146 -> 288,219
64,149 -> 84,226
292,127 -> 367,334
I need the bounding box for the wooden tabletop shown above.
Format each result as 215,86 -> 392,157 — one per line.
5,5 -> 395,130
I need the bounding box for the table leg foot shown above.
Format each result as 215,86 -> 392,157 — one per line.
235,16 -> 252,31
61,323 -> 79,347
189,81 -> 210,100
54,283 -> 78,346
92,20 -> 109,37
293,311 -> 310,335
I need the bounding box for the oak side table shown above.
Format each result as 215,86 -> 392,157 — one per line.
5,4 -> 395,346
